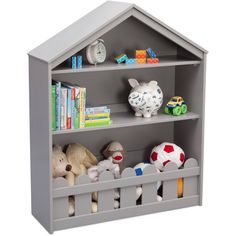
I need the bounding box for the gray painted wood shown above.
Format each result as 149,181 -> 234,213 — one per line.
29,1 -> 133,64
163,162 -> 178,201
183,158 -> 199,197
98,171 -> 115,212
52,56 -> 200,74
29,2 -> 206,65
175,56 -> 206,205
52,112 -> 199,135
75,175 -> 91,215
53,196 -> 199,231
120,168 -> 136,208
53,164 -> 200,198
142,165 -> 157,204
29,2 -> 207,232
29,56 -> 53,233
53,178 -> 68,219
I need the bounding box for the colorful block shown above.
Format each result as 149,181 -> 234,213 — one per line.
115,54 -> 128,64
126,58 -> 136,64
136,50 -> 146,59
71,56 -> 77,69
146,48 -> 157,58
77,55 -> 82,68
147,58 -> 159,64
137,58 -> 146,64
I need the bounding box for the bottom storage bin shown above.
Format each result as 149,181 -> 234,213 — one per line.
52,158 -> 199,231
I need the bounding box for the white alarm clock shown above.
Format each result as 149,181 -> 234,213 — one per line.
86,39 -> 106,65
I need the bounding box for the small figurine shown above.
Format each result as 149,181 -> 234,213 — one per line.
164,96 -> 188,116
103,141 -> 125,171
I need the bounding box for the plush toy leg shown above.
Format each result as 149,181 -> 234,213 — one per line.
68,196 -> 75,216
66,171 -> 75,186
157,195 -> 162,202
92,202 -> 98,213
136,186 -> 143,200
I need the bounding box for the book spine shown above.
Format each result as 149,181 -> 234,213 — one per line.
79,88 -> 86,128
85,118 -> 110,124
85,107 -> 110,114
60,88 -> 67,130
55,81 -> 61,130
67,88 -> 72,129
74,87 -> 80,129
85,112 -> 110,119
51,85 -> 56,131
85,119 -> 112,128
71,87 -> 75,129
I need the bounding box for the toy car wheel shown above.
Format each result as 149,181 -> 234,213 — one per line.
173,106 -> 181,116
181,104 -> 187,114
164,106 -> 170,114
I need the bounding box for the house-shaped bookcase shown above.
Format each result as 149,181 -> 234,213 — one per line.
29,1 -> 207,233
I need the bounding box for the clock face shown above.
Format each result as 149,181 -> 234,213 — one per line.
94,42 -> 106,63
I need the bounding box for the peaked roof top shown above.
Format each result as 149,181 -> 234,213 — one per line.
29,1 -> 207,64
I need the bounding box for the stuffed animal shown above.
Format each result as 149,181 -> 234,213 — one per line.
103,141 -> 125,171
134,162 -> 162,201
52,145 -> 75,216
65,143 -> 98,186
88,158 -> 120,212
128,78 -> 163,118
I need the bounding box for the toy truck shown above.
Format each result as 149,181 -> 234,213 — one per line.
164,96 -> 188,116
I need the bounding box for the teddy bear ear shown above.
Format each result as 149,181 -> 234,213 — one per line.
128,78 -> 139,88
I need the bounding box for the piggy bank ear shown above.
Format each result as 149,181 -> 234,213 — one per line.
148,80 -> 158,88
128,78 -> 139,88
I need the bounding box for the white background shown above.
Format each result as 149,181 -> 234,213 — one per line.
0,0 -> 235,235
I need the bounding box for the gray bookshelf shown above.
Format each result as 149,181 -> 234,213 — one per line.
28,1 -> 207,233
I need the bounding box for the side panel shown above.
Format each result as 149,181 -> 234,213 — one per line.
29,56 -> 52,233
174,56 -> 206,205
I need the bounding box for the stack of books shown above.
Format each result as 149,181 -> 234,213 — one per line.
51,81 -> 86,131
85,106 -> 112,128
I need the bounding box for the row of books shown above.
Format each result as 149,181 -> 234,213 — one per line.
51,81 -> 112,131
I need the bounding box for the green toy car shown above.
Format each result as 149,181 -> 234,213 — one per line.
164,96 -> 188,116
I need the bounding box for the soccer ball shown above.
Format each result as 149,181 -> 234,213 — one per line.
150,142 -> 185,171
134,162 -> 161,190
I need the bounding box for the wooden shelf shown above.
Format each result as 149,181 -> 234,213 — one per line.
52,56 -> 200,75
52,111 -> 200,135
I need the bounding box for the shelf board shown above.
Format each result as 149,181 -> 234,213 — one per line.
52,56 -> 201,75
52,112 -> 200,135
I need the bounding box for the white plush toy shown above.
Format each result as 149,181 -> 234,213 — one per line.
88,158 -> 120,211
134,162 -> 162,201
128,78 -> 163,118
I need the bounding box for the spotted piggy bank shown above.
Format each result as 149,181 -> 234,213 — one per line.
128,78 -> 163,118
